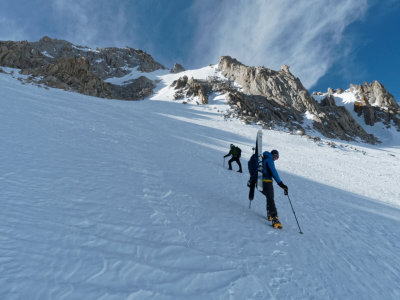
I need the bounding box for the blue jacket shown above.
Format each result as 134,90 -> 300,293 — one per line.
262,151 -> 282,184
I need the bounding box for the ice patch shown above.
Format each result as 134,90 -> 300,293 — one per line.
41,51 -> 54,58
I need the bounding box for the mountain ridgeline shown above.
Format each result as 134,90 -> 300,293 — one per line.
1,37 -> 399,144
0,36 -> 165,99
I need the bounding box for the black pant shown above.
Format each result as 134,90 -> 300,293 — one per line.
228,157 -> 242,171
262,181 -> 277,217
248,179 -> 256,200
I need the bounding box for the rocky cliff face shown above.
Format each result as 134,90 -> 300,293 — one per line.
171,63 -> 185,74
169,56 -> 377,143
0,36 -> 164,100
352,81 -> 399,108
350,81 -> 400,128
2,37 -> 397,144
315,82 -> 400,131
30,36 -> 165,78
171,75 -> 233,104
217,56 -> 377,143
21,57 -> 113,98
0,40 -> 48,69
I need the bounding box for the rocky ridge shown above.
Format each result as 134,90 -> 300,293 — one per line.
171,63 -> 185,74
171,75 -> 233,104
171,56 -> 380,143
314,82 -> 400,130
350,82 -> 399,128
0,36 -> 164,100
2,37 -> 399,144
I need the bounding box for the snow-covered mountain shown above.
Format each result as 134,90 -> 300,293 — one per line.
0,37 -> 165,100
1,60 -> 400,299
313,84 -> 400,143
170,56 -> 399,144
1,37 -> 399,145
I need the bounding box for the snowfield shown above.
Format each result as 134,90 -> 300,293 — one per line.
1,67 -> 400,299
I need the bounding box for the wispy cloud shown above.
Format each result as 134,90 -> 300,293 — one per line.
0,16 -> 27,41
50,0 -> 134,48
190,0 -> 369,88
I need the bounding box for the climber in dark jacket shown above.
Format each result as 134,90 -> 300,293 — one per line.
248,152 -> 258,183
262,149 -> 288,228
224,144 -> 242,173
247,152 -> 258,200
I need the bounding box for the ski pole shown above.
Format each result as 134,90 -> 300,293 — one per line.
287,194 -> 303,234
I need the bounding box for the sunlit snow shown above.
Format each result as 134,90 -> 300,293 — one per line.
1,67 -> 399,299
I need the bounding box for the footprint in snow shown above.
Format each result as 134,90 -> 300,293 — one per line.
271,250 -> 286,256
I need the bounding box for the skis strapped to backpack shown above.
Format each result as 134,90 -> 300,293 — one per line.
256,130 -> 263,192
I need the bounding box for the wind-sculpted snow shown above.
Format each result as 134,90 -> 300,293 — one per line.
1,71 -> 400,299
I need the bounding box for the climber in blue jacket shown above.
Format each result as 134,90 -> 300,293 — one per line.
262,150 -> 288,228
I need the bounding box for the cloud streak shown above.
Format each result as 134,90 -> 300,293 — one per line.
0,16 -> 28,41
50,0 -> 134,48
191,0 -> 369,88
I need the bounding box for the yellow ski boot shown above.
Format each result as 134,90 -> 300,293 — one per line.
272,216 -> 282,229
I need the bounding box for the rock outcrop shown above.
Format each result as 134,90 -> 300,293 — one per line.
0,40 -> 49,69
352,81 -> 399,108
218,57 -> 314,111
169,56 -> 381,143
171,75 -> 233,104
21,57 -> 112,98
2,37 -> 397,144
30,36 -> 165,78
218,56 -> 377,143
0,36 -> 165,100
108,76 -> 155,100
171,63 -> 185,74
350,81 -> 400,128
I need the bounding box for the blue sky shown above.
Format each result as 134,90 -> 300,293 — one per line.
0,0 -> 399,100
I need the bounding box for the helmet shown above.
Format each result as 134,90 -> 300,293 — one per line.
271,149 -> 279,158
230,144 -> 234,148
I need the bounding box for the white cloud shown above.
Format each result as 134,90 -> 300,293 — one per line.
191,0 -> 369,88
0,17 -> 27,41
50,0 -> 134,48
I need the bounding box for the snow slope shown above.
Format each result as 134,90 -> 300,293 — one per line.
1,68 -> 400,299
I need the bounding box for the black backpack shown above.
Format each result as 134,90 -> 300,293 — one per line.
232,146 -> 242,158
235,146 -> 242,158
248,154 -> 257,180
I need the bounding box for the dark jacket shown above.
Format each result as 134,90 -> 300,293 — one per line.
248,154 -> 258,181
225,146 -> 241,159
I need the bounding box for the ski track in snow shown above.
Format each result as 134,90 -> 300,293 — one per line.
1,70 -> 400,299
